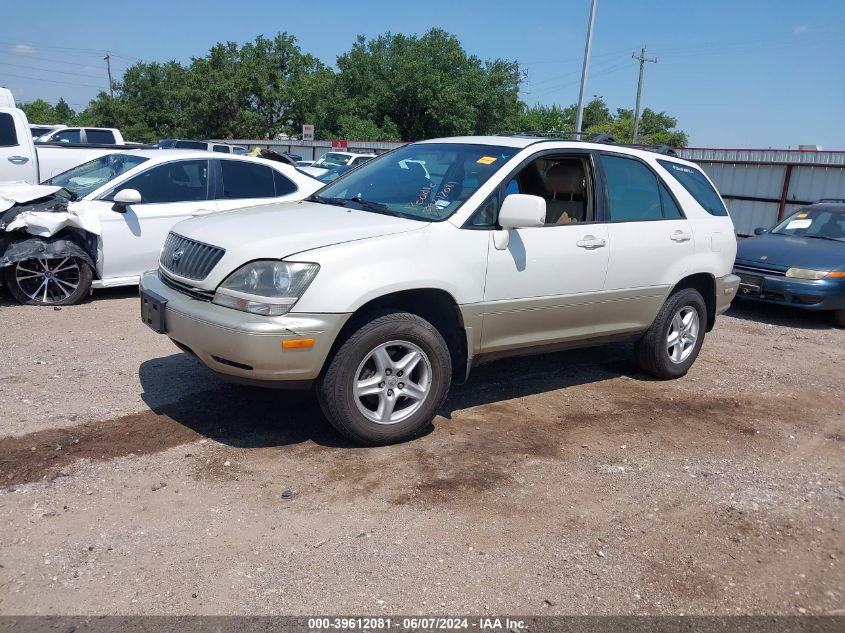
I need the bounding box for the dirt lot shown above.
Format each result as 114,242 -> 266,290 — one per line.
0,288 -> 842,616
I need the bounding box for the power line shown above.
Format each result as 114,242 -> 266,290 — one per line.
631,47 -> 657,144
0,60 -> 103,79
1,71 -> 105,90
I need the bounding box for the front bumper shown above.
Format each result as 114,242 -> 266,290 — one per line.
715,273 -> 741,316
731,267 -> 845,311
139,270 -> 350,385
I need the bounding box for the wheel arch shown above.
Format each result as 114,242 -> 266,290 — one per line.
320,288 -> 468,383
670,272 -> 717,331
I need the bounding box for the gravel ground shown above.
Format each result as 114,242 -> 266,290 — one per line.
0,288 -> 842,615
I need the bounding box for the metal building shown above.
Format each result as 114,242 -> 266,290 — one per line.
675,147 -> 845,235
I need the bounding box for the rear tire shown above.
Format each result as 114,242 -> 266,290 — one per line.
3,256 -> 92,306
834,310 -> 845,328
635,288 -> 707,379
317,311 -> 452,445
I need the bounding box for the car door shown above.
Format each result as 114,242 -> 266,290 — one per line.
97,158 -> 212,281
213,159 -> 301,212
598,153 -> 694,330
0,111 -> 37,183
479,155 -> 611,354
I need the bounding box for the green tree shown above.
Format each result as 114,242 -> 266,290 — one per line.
334,29 -> 522,141
18,99 -> 56,124
53,98 -> 75,123
587,107 -> 687,146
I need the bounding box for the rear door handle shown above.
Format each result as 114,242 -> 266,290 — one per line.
191,208 -> 215,216
7,156 -> 30,165
576,235 -> 607,249
670,231 -> 692,243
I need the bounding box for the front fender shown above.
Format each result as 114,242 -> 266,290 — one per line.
0,236 -> 96,270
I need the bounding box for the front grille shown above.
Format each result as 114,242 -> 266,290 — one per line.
159,270 -> 214,301
733,262 -> 787,277
159,232 -> 225,281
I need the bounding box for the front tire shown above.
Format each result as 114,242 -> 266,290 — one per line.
317,311 -> 452,445
635,288 -> 707,379
2,256 -> 92,306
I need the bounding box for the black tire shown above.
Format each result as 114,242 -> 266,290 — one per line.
834,310 -> 845,329
317,311 -> 452,445
2,256 -> 93,306
635,288 -> 707,379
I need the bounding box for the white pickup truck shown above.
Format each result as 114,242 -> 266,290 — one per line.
0,88 -> 136,184
35,126 -> 126,145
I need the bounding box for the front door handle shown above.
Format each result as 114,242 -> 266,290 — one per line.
670,231 -> 692,243
191,208 -> 215,216
8,155 -> 30,165
576,235 -> 607,249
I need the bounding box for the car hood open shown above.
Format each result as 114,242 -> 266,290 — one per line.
736,233 -> 845,270
172,200 -> 427,264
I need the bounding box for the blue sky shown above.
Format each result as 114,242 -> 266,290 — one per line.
3,0 -> 843,148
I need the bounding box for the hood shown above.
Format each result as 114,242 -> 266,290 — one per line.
736,233 -> 845,270
172,200 -> 427,259
0,183 -> 65,212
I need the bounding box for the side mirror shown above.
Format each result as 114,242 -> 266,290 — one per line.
753,227 -> 767,235
499,194 -> 546,229
494,194 -> 546,250
111,188 -> 141,213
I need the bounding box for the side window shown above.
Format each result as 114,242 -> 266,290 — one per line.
659,181 -> 684,219
86,129 -> 115,144
54,129 -> 82,144
600,154 -> 662,222
657,159 -> 728,216
273,170 -> 298,196
175,140 -> 208,150
0,113 -> 18,147
219,160 -> 275,199
213,145 -> 229,153
119,159 -> 209,203
467,191 -> 500,227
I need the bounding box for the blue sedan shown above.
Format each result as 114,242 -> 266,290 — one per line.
733,202 -> 845,326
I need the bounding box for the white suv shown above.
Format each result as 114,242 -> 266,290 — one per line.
140,136 -> 740,445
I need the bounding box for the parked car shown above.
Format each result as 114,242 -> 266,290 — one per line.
29,123 -> 67,139
36,126 -> 125,145
140,135 -> 739,445
0,150 -> 322,305
733,201 -> 845,326
158,139 -> 247,154
300,151 -> 377,176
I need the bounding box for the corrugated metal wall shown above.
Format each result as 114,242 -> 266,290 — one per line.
675,148 -> 845,235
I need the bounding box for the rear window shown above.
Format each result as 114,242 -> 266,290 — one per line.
0,113 -> 18,147
174,140 -> 208,150
218,160 -> 276,199
212,145 -> 230,153
86,129 -> 116,144
658,160 -> 728,216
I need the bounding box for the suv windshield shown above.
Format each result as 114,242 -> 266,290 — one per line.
45,153 -> 149,199
770,207 -> 845,242
312,143 -> 518,221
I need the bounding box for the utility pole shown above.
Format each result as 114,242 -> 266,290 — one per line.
574,0 -> 597,137
631,46 -> 657,144
104,53 -> 114,98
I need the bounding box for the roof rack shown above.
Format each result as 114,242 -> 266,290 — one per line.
497,130 -> 678,156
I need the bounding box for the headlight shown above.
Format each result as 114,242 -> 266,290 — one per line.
785,268 -> 829,280
212,261 -> 319,316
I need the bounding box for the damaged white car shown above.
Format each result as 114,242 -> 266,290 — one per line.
0,150 -> 322,305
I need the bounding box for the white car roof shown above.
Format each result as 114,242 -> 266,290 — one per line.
418,135 -> 699,169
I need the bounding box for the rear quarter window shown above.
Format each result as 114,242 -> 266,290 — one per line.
658,159 -> 728,216
0,113 -> 18,147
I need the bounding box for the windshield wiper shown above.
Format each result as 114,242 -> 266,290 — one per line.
346,195 -> 390,213
804,234 -> 843,243
307,194 -> 348,207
